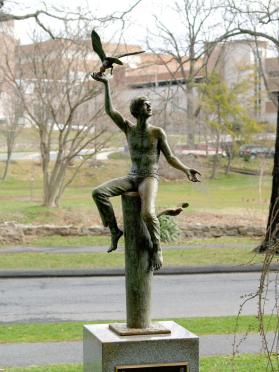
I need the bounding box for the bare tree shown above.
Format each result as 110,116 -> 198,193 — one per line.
2,26 -> 111,207
146,0 -> 220,146
0,1 -> 143,39
0,1 -> 90,39
0,88 -> 22,180
0,0 -> 145,206
0,17 -> 19,180
217,1 -> 279,254
217,2 -> 279,367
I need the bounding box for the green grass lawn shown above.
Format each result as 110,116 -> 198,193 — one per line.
158,172 -> 269,215
0,236 -> 263,269
0,159 -> 271,225
4,365 -> 79,372
5,354 -> 278,372
0,235 -> 257,248
22,234 -> 112,247
4,354 -> 277,372
200,353 -> 278,371
0,246 -> 266,269
0,312 -> 276,370
0,315 -> 276,343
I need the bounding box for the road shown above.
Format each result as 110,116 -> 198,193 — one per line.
0,273 -> 275,323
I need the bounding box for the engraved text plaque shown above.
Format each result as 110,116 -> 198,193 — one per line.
116,362 -> 188,371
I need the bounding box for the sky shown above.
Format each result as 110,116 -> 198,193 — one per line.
4,0 -> 278,57
8,0 -> 168,46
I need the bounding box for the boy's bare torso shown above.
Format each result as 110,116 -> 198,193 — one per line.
126,122 -> 162,178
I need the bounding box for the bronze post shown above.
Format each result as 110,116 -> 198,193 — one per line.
122,192 -> 152,329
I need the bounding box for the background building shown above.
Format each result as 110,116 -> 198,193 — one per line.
0,24 -> 278,139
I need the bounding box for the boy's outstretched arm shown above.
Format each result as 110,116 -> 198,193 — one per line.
159,128 -> 201,182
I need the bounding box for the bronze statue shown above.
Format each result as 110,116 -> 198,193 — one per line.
91,30 -> 145,75
91,73 -> 201,271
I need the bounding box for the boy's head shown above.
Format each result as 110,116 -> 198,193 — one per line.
130,96 -> 152,118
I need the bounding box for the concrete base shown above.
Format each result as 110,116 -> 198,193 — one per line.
83,321 -> 199,372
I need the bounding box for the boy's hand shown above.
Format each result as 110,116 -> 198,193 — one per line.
91,72 -> 109,83
185,168 -> 201,182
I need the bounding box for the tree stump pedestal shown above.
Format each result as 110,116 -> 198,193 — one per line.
110,192 -> 170,336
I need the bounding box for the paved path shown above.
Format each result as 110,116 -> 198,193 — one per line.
0,241 -> 257,254
0,332 -> 275,367
0,148 -> 122,162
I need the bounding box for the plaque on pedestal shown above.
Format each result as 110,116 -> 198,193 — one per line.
116,362 -> 188,371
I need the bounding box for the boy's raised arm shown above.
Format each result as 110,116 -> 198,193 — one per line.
92,73 -> 128,133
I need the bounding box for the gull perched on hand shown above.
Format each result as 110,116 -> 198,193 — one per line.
91,29 -> 145,75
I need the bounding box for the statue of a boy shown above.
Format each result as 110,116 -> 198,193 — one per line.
92,73 -> 201,271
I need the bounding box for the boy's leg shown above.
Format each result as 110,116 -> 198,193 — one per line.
92,176 -> 135,252
138,177 -> 163,270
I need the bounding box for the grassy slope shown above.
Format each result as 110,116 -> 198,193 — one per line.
3,354 -> 276,371
0,159 -> 271,225
0,246 -> 266,269
0,235 -> 258,248
6,354 -> 278,372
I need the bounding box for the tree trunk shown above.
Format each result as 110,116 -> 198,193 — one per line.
211,130 -> 220,179
1,151 -> 11,180
2,132 -> 16,181
42,160 -> 67,208
186,85 -> 195,147
225,154 -> 231,175
43,178 -> 63,208
255,93 -> 279,252
225,145 -> 232,175
43,192 -> 59,208
202,119 -> 209,157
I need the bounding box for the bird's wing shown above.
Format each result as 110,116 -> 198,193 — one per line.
116,50 -> 145,58
91,30 -> 106,61
106,57 -> 123,66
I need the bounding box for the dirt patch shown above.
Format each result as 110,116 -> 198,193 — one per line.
178,211 -> 265,228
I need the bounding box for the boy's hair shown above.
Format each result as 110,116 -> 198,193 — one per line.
129,96 -> 148,118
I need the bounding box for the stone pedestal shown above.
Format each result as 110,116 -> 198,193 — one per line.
83,321 -> 199,372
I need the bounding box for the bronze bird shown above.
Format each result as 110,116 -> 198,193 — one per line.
91,29 -> 145,75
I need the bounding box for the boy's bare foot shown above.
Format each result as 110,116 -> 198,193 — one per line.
150,250 -> 163,271
107,229 -> 123,253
